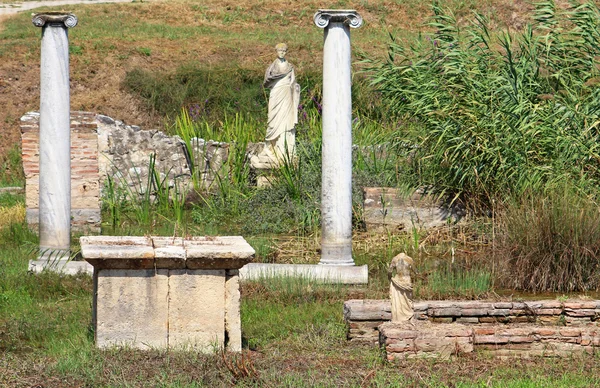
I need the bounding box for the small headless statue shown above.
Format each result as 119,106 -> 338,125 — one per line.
388,253 -> 414,322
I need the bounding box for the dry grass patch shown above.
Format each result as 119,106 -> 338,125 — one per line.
0,202 -> 24,228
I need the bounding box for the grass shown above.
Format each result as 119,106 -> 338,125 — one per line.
1,230 -> 600,386
2,0 -> 600,384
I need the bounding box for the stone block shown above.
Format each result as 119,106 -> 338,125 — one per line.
564,309 -> 596,317
362,187 -> 465,231
387,341 -> 416,352
95,269 -> 169,349
488,309 -> 510,316
461,308 -> 488,317
240,263 -> 368,284
456,317 -> 479,324
344,299 -> 391,321
185,236 -> 256,269
431,308 -> 462,317
473,335 -> 509,345
536,308 -> 563,315
564,301 -> 598,309
168,269 -> 225,351
225,270 -> 242,352
432,317 -> 454,323
153,237 -> 185,269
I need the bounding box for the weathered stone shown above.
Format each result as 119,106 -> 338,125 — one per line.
461,308 -> 488,317
386,341 -> 416,352
473,335 -> 509,345
564,309 -> 596,317
225,270 -> 242,352
558,328 -> 582,337
344,300 -> 392,321
362,187 -> 465,231
536,308 -> 563,315
488,309 -> 510,316
431,308 -> 462,317
185,236 -> 254,269
168,269 -> 225,351
432,317 -> 454,323
95,269 -> 169,349
564,301 -> 598,309
456,317 -> 479,324
539,301 -> 562,309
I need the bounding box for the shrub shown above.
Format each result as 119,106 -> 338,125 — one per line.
368,0 -> 600,208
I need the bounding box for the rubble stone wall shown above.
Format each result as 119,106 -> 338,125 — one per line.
21,111 -> 234,231
345,299 -> 600,343
380,321 -> 600,360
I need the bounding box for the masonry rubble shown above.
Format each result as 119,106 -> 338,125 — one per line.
380,321 -> 600,360
345,299 -> 600,343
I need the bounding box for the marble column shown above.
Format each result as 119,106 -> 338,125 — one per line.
314,10 -> 363,266
33,13 -> 78,257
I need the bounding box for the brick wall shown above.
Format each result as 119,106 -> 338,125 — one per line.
21,111 -> 101,232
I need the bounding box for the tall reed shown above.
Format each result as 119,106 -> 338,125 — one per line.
367,0 -> 600,207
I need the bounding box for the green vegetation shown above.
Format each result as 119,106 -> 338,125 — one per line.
1,221 -> 599,386
4,0 -> 600,384
0,145 -> 24,188
369,0 -> 600,207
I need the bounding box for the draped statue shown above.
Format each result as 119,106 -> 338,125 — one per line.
254,43 -> 300,165
388,253 -> 414,322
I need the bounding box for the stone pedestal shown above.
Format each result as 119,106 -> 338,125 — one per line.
33,12 -> 78,258
314,10 -> 362,266
80,236 -> 255,352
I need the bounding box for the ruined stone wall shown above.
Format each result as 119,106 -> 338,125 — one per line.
380,321 -> 600,360
21,111 -> 101,232
21,111 -> 234,231
345,299 -> 600,343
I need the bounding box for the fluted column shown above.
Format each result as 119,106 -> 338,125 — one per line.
33,12 -> 78,257
314,10 -> 363,266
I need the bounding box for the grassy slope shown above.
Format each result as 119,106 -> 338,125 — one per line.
0,0 -> 533,158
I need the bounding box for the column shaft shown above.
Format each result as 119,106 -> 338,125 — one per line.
320,22 -> 354,265
38,22 -> 71,252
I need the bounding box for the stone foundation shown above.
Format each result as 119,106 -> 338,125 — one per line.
345,299 -> 600,343
81,235 -> 254,352
380,321 -> 600,360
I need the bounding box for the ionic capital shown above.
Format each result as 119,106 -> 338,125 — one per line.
313,9 -> 363,29
32,12 -> 78,28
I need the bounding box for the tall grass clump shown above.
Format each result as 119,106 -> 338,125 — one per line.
500,186 -> 600,292
368,0 -> 600,207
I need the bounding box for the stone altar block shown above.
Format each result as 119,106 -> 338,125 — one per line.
80,236 -> 255,352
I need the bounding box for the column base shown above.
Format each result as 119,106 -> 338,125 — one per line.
319,242 -> 354,266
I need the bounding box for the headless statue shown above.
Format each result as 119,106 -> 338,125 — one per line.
388,253 -> 414,322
